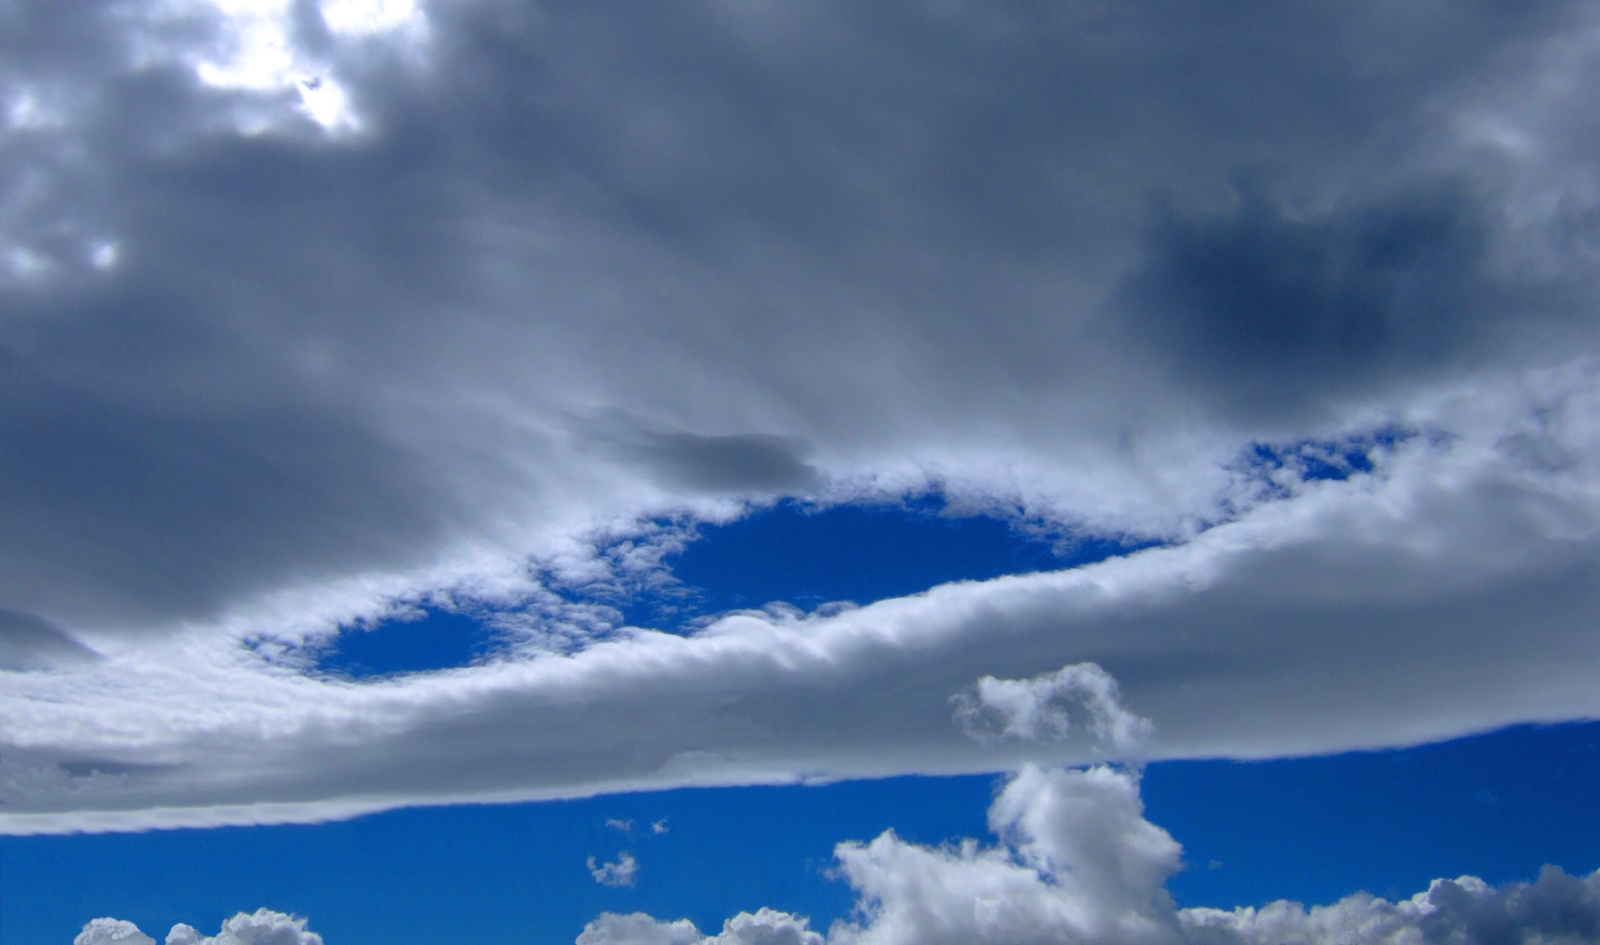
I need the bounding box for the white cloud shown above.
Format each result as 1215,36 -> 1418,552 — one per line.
951,662 -> 1153,752
590,851 -> 640,888
653,818 -> 670,835
72,767 -> 1600,945
828,766 -> 1182,945
76,911 -> 321,945
582,765 -> 1600,945
579,909 -> 826,945
75,919 -> 156,945
577,913 -> 704,945
165,910 -> 323,945
607,817 -> 635,833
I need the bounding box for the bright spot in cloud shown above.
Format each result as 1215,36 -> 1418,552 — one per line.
169,0 -> 424,133
319,0 -> 424,38
89,241 -> 118,270
295,76 -> 357,131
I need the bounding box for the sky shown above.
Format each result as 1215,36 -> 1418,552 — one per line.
2,0 -> 1600,942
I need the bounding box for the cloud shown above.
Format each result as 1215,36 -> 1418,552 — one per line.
578,909 -> 825,945
7,364 -> 1600,831
590,851 -> 640,888
0,607 -> 98,671
653,818 -> 670,835
577,913 -> 705,945
581,765 -> 1600,945
951,662 -> 1153,751
608,818 -> 635,833
76,911 -> 321,945
73,767 -> 1600,945
1182,866 -> 1600,945
75,919 -> 156,945
2,0 -> 1600,830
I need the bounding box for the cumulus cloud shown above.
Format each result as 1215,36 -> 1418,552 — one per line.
582,765 -> 1600,945
579,909 -> 825,945
951,662 -> 1153,752
76,911 -> 320,945
1182,866 -> 1600,945
75,919 -> 155,945
70,769 -> 1600,945
590,852 -> 640,888
2,0 -> 1600,830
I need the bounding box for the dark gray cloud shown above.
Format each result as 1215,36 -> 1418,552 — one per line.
1112,179 -> 1590,422
2,0 -> 1592,638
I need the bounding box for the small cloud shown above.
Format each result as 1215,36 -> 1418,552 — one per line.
606,817 -> 634,833
74,919 -> 154,945
951,661 -> 1152,753
652,817 -> 670,835
589,852 -> 639,888
1208,859 -> 1224,870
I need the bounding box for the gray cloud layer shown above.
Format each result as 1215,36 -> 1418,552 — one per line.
3,0 -> 1600,828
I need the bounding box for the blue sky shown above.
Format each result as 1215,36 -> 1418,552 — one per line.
6,722 -> 1598,944
6,506 -> 1599,943
3,1 -> 1600,943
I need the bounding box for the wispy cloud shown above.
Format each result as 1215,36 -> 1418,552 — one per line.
589,852 -> 640,889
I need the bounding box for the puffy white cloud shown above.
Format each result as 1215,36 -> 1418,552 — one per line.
828,766 -> 1182,945
590,851 -> 640,888
587,765 -> 1600,945
578,909 -> 826,945
1182,866 -> 1600,945
70,771 -> 1600,945
164,910 -> 323,945
951,662 -> 1152,752
577,913 -> 705,945
75,912 -> 321,945
75,919 -> 155,945
2,0 -> 1600,831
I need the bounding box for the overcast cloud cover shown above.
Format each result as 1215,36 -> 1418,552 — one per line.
4,0 -> 1600,831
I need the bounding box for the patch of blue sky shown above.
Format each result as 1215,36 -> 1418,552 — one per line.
312,607 -> 499,679
306,498 -> 1145,676
1238,425 -> 1414,488
5,722 -> 1595,945
590,497 -> 1150,632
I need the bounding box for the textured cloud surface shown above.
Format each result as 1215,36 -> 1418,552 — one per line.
578,765 -> 1600,945
4,0 -> 1600,829
76,911 -> 322,945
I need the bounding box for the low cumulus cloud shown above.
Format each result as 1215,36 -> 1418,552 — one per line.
72,773 -> 1600,945
578,765 -> 1600,945
76,911 -> 322,945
